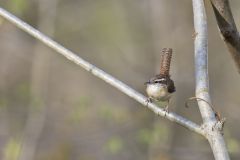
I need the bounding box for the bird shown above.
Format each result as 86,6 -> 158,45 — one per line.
145,48 -> 176,112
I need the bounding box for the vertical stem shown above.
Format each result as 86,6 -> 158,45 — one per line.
192,0 -> 230,159
193,0 -> 215,124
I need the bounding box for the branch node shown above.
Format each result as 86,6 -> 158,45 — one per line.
200,123 -> 206,130
192,31 -> 198,40
212,117 -> 226,134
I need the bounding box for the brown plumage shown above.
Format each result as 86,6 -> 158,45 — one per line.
145,48 -> 175,111
148,74 -> 175,93
159,48 -> 172,76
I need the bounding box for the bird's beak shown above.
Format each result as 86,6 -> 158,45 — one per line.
144,81 -> 150,85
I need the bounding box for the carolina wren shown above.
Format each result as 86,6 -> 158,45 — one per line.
145,48 -> 175,111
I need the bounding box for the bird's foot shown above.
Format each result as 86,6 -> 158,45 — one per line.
163,105 -> 169,116
146,97 -> 152,106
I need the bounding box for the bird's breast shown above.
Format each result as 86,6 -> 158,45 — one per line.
146,84 -> 171,101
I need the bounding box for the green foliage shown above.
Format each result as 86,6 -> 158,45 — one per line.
81,1 -> 132,50
30,96 -> 44,110
8,0 -> 28,15
0,97 -> 7,110
15,82 -> 31,102
136,128 -> 152,145
227,137 -> 240,154
40,143 -> 71,160
68,97 -> 90,123
15,82 -> 44,110
105,136 -> 123,154
99,105 -> 114,120
151,124 -> 169,144
136,123 -> 169,146
4,138 -> 21,160
98,104 -> 129,124
90,7 -> 126,44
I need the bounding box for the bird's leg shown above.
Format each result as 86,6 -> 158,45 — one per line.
163,100 -> 170,116
146,97 -> 153,106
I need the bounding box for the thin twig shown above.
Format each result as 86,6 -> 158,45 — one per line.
185,97 -> 221,121
192,0 -> 230,159
210,0 -> 240,73
0,7 -> 205,136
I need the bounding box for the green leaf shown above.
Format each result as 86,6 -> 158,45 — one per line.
0,97 -> 7,109
4,138 -> 21,160
105,136 -> 123,154
68,97 -> 90,123
227,138 -> 240,154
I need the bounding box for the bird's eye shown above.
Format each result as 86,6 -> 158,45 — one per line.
154,81 -> 159,83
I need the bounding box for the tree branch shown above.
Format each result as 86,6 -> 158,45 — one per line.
210,0 -> 240,73
0,7 -> 205,136
192,0 -> 230,159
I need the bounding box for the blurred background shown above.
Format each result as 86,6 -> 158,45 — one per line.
0,0 -> 239,160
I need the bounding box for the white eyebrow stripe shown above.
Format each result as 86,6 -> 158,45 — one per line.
154,78 -> 166,82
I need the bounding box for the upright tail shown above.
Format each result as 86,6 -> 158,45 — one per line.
159,48 -> 172,76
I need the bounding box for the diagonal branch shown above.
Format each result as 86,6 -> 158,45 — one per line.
192,0 -> 230,159
0,7 -> 205,136
210,0 -> 240,73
